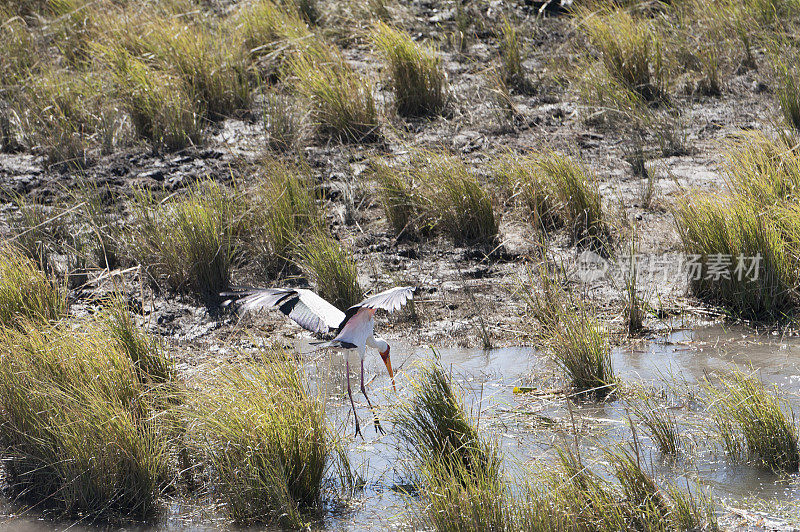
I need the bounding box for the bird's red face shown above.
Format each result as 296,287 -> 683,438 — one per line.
380,346 -> 396,392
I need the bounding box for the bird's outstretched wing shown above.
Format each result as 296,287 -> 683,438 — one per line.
223,288 -> 346,334
354,286 -> 416,313
336,286 -> 416,334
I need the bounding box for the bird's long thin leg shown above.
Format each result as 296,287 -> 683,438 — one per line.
361,358 -> 385,435
346,358 -> 362,439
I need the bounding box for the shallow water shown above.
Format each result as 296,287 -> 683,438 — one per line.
3,325 -> 800,530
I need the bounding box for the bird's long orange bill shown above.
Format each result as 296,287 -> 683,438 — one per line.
381,349 -> 396,392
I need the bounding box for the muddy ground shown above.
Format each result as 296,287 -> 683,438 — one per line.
0,3 -> 780,377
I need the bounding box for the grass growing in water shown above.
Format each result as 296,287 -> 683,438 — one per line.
248,158 -> 320,276
706,369 -> 799,472
0,245 -> 66,328
628,389 -> 681,455
519,263 -> 615,399
0,315 -> 175,519
189,349 -> 329,527
371,21 -> 448,117
393,363 -> 508,530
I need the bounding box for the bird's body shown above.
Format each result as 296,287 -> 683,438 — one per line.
224,285 -> 415,437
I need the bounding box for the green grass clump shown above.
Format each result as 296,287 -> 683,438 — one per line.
137,21 -> 250,120
394,364 -> 501,480
371,21 -> 448,118
493,152 -> 608,251
534,445 -> 716,530
550,307 -> 614,399
289,42 -> 379,142
234,0 -> 310,56
674,196 -> 796,318
773,54 -> 800,131
262,92 -> 305,151
248,158 -> 320,275
297,231 -> 362,310
189,350 -> 329,527
372,159 -> 416,239
394,363 -> 508,531
103,299 -> 175,384
498,18 -> 532,94
536,152 -> 608,251
519,264 -> 615,399
628,390 -> 681,455
102,46 -> 202,151
491,153 -> 561,232
0,317 -> 175,519
413,150 -> 498,247
0,245 -> 66,328
27,70 -> 108,168
580,8 -> 668,103
0,9 -> 35,91
674,133 -> 800,319
706,369 -> 799,472
127,180 -> 241,299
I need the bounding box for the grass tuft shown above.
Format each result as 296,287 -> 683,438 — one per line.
297,231 -> 362,310
550,306 -> 614,399
628,390 -> 681,455
189,349 -> 329,527
414,151 -> 498,247
100,45 -> 202,151
706,369 -> 799,472
772,51 -> 800,131
520,263 -> 615,399
262,92 -> 305,151
0,244 -> 66,328
493,152 -> 609,251
372,159 -> 416,239
289,42 -> 379,142
126,180 -> 241,300
394,363 -> 508,530
498,18 -> 532,94
539,444 -> 716,530
674,132 -> 800,319
248,158 -> 320,276
580,7 -> 668,103
0,317 -> 175,519
371,21 -> 448,117
103,298 -> 175,384
372,151 -> 497,247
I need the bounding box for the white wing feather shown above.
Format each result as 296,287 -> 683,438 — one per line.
231,288 -> 346,334
352,286 -> 415,313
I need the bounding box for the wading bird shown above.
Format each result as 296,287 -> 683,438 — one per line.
224,286 -> 415,437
